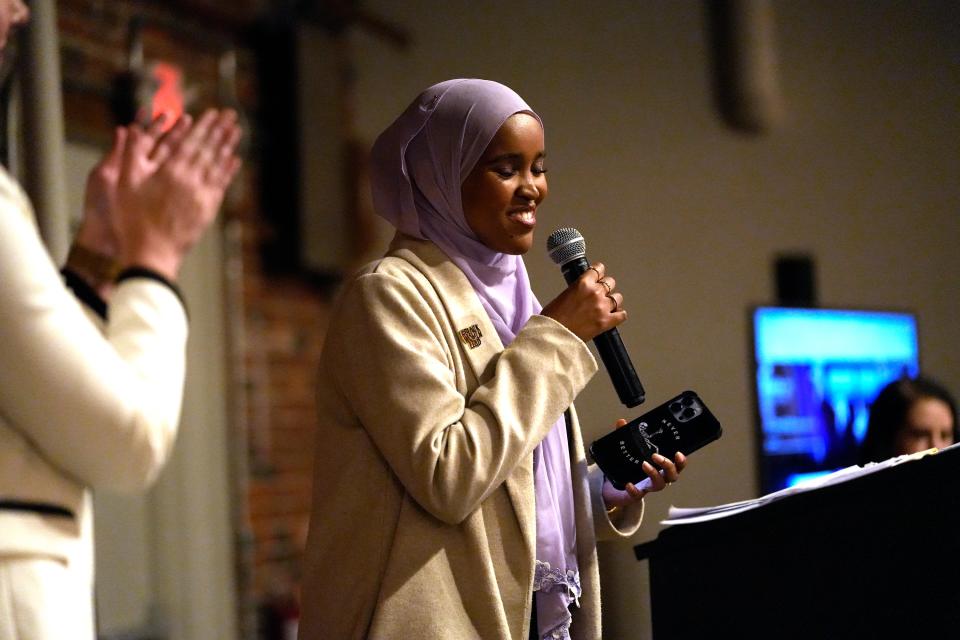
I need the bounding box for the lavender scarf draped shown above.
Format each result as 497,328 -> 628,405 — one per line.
369,79 -> 581,640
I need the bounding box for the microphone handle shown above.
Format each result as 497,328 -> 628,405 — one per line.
595,330 -> 646,408
561,258 -> 646,408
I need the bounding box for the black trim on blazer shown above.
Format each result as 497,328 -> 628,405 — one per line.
0,499 -> 75,519
61,267 -> 108,320
115,266 -> 188,316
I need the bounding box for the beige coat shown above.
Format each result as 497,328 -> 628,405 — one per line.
0,166 -> 188,636
299,234 -> 643,640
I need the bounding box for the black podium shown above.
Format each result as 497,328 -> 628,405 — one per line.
635,446 -> 960,638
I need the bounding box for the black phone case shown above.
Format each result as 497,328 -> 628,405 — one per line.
588,390 -> 722,490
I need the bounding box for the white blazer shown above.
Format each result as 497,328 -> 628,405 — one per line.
0,166 -> 188,610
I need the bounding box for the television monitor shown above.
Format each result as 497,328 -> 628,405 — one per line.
751,306 -> 919,493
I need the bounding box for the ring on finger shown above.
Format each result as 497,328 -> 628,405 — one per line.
598,278 -> 612,294
586,266 -> 602,281
606,293 -> 619,313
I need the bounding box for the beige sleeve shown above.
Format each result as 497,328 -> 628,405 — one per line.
589,464 -> 645,541
326,269 -> 598,524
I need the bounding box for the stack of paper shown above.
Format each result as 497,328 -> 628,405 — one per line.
660,444 -> 952,526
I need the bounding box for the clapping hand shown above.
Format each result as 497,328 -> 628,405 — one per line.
75,127 -> 128,260
113,108 -> 243,281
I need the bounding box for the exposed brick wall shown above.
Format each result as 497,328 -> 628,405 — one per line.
241,272 -> 329,621
57,2 -> 327,637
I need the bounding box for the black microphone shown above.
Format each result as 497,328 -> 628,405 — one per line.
547,227 -> 646,408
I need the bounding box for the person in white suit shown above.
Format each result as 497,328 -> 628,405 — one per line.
0,1 -> 243,637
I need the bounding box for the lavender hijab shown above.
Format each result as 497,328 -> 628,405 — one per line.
370,79 -> 581,640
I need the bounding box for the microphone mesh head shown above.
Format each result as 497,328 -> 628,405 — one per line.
546,227 -> 586,265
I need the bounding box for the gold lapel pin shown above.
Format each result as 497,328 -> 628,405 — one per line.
458,324 -> 483,349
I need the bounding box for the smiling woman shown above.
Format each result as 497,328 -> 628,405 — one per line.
298,78 -> 688,640
460,112 -> 548,255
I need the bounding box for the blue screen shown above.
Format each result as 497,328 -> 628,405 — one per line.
752,307 -> 919,493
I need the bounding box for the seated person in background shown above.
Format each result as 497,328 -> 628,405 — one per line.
858,376 -> 958,465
